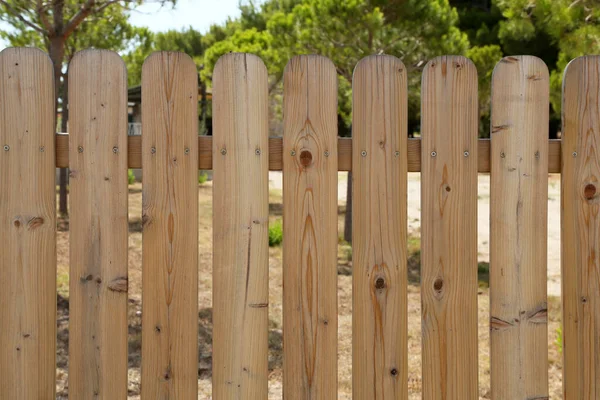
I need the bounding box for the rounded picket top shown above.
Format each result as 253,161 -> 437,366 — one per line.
69,49 -> 127,78
142,51 -> 197,84
213,52 -> 267,81
422,55 -> 477,79
0,47 -> 54,87
562,55 -> 600,100
492,55 -> 549,88
283,54 -> 335,77
352,54 -> 405,81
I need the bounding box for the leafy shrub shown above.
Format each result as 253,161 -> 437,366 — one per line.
199,171 -> 208,185
128,169 -> 136,185
269,219 -> 283,247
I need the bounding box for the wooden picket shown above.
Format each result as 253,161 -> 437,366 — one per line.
282,55 -> 338,399
489,55 -> 549,399
212,53 -> 270,398
562,55 -> 600,399
140,52 -> 199,398
421,55 -> 479,399
352,55 -> 408,399
0,48 -> 56,400
2,47 -> 600,400
68,50 -> 129,399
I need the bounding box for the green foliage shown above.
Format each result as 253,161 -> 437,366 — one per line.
128,169 -> 136,185
556,326 -> 563,353
466,44 -> 503,137
268,219 -> 283,247
198,171 -> 208,185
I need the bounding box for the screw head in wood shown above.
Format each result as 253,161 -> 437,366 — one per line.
151,147 -> 156,154
3,145 -> 9,151
395,151 -> 400,157
573,151 -> 578,157
78,146 -> 84,153
291,150 -> 296,156
324,150 -> 330,157
431,151 -> 437,157
463,151 -> 469,157
500,151 -> 505,158
361,150 -> 367,157
255,148 -> 261,155
221,148 -> 227,155
535,151 -> 540,159
184,147 -> 190,155
112,146 -> 119,154
39,146 -> 45,152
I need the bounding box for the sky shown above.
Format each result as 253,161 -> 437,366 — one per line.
0,0 -> 243,49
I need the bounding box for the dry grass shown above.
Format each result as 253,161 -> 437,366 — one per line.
55,181 -> 563,399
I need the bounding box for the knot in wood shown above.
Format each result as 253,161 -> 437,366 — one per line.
375,277 -> 385,289
584,183 -> 596,200
299,150 -> 313,167
434,278 -> 444,291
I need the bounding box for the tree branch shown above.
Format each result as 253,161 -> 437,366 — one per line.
0,0 -> 47,35
37,0 -> 54,34
63,0 -> 97,38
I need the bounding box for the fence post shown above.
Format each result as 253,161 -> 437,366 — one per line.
421,55 -> 479,399
490,55 -> 549,399
0,47 -> 56,399
562,55 -> 600,399
140,51 -> 199,398
352,55 -> 408,399
68,49 -> 129,399
212,53 -> 269,399
282,55 -> 338,399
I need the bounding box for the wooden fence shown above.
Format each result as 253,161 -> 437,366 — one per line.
0,47 -> 598,399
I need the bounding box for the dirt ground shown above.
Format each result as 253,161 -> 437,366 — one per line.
55,173 -> 564,399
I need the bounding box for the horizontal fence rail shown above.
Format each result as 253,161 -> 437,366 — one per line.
2,47 -> 600,400
55,134 -> 563,172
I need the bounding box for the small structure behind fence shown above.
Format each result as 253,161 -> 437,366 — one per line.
0,47 -> 598,399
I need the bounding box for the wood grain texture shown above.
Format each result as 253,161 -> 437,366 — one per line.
282,55 -> 338,399
490,55 -> 549,399
212,53 -> 269,399
421,55 -> 478,399
352,55 -> 408,400
68,50 -> 129,399
0,47 -> 56,399
54,134 -> 563,173
562,55 -> 600,400
141,52 -> 198,399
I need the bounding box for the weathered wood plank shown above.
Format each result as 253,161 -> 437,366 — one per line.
562,55 -> 600,399
68,50 -> 129,400
421,55 -> 479,399
0,47 -> 56,399
490,55 -> 549,399
212,53 -> 269,399
352,55 -> 408,400
282,55 -> 338,399
54,135 -> 563,173
141,52 -> 199,399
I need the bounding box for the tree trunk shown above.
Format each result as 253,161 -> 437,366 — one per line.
344,171 -> 352,243
48,36 -> 69,215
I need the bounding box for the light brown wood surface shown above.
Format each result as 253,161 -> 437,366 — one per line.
54,134 -> 563,173
562,55 -> 600,399
282,55 -> 338,399
0,48 -> 56,399
68,50 -> 129,399
421,55 -> 478,399
212,53 -> 269,399
140,52 -> 199,399
490,55 -> 549,399
352,55 -> 408,400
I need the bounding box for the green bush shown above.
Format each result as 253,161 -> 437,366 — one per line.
268,219 -> 283,247
199,171 -> 208,185
128,169 -> 136,185
556,326 -> 563,353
